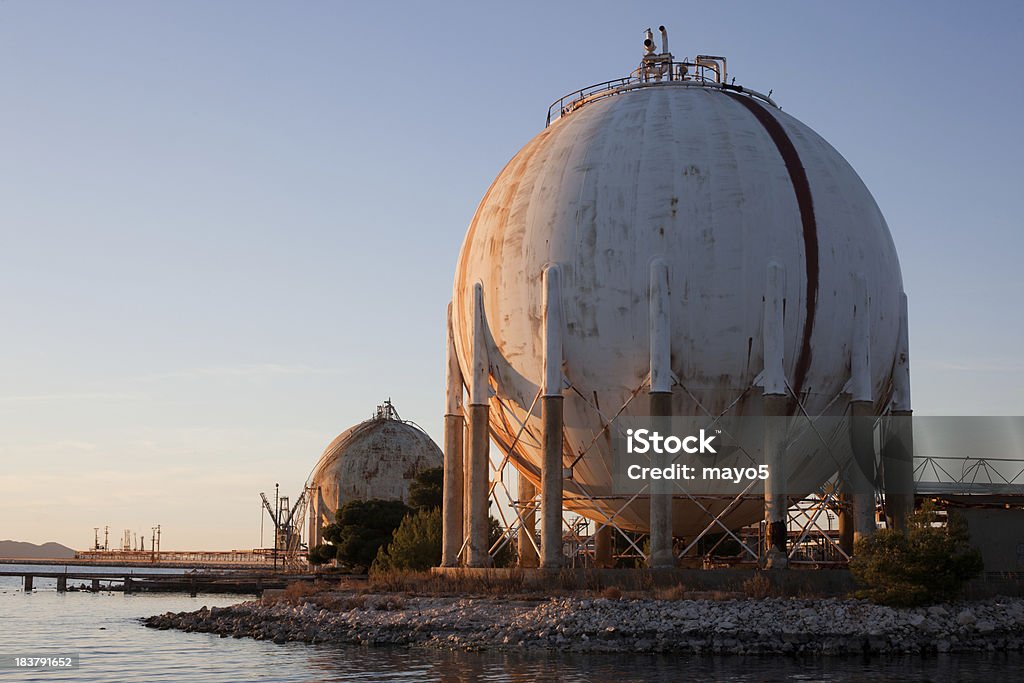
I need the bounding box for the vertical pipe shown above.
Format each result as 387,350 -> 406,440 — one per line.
849,274 -> 877,544
308,489 -> 318,549
541,265 -> 564,569
594,524 -> 613,568
648,259 -> 674,569
315,490 -> 323,547
517,474 -> 538,568
763,262 -> 788,568
466,284 -> 490,567
882,293 -> 914,532
442,304 -> 466,567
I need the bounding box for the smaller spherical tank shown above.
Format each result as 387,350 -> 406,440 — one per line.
308,401 -> 442,544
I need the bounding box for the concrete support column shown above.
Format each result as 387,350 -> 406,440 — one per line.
124,577 -> 133,594
594,524 -> 614,568
882,410 -> 915,532
442,414 -> 466,565
466,284 -> 491,567
466,405 -> 490,567
463,427 -> 471,553
441,303 -> 466,567
850,401 -> 877,543
648,391 -> 674,568
540,397 -> 564,568
837,490 -> 854,556
57,576 -> 67,592
24,575 -> 33,591
91,579 -> 100,591
648,259 -> 675,569
882,294 -> 914,532
517,474 -> 538,568
540,265 -> 565,569
762,263 -> 788,568
763,394 -> 789,566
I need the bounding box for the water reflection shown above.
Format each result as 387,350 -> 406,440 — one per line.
2,573 -> 1021,682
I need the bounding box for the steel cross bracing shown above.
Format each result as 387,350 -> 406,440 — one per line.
476,374 -> 880,566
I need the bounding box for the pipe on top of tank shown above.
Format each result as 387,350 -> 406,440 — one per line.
643,28 -> 657,56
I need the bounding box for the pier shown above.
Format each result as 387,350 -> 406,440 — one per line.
1,567 -> 314,595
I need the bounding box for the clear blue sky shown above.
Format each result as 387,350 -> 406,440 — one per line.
1,1 -> 1022,549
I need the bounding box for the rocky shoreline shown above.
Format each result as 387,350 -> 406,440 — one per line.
144,593 -> 1024,655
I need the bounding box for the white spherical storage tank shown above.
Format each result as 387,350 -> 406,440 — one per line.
448,45 -> 909,544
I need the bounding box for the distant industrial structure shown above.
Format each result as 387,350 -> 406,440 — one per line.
260,483 -> 307,570
76,400 -> 443,569
441,26 -> 918,571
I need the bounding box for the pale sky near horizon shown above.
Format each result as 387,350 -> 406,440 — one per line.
1,1 -> 1022,550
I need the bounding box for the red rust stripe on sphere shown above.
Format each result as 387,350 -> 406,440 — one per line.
726,94 -> 819,398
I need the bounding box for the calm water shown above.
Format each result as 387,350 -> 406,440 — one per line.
2,566 -> 1023,682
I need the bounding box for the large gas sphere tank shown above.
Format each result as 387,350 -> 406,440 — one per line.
451,83 -> 904,535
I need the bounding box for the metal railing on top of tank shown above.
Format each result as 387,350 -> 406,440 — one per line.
545,59 -> 778,127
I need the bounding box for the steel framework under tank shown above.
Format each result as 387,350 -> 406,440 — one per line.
440,27 -> 916,570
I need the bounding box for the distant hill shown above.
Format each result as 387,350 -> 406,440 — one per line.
0,540 -> 76,559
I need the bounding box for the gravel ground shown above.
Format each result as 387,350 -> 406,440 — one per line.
144,593 -> 1024,655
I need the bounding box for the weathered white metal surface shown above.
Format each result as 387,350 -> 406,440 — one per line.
309,409 -> 442,541
451,82 -> 905,535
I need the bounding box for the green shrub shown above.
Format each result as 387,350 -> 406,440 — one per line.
849,501 -> 983,606
322,499 -> 411,571
372,507 -> 443,572
408,467 -> 444,511
307,543 -> 336,566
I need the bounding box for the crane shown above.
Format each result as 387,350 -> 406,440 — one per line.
260,484 -> 310,571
